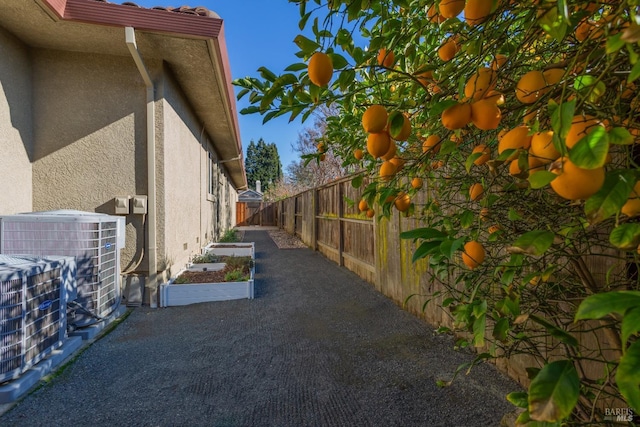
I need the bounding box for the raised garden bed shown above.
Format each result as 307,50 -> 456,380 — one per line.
159,242 -> 255,307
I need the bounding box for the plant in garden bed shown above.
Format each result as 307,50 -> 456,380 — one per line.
175,256 -> 253,284
219,229 -> 240,243
236,0 -> 640,424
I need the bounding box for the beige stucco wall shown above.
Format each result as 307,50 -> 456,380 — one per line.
30,48 -> 149,271
0,27 -> 33,214
158,69 -> 238,276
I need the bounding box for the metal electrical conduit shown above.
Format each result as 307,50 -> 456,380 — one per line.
125,26 -> 158,308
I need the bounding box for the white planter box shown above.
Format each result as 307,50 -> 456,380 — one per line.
202,242 -> 254,257
159,242 -> 255,307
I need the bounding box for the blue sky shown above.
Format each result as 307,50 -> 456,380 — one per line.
131,1 -> 311,170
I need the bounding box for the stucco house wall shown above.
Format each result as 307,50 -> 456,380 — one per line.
0,27 -> 33,214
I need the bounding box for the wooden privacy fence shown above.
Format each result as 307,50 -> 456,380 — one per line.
236,202 -> 278,227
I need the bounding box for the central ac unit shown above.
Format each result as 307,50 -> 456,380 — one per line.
0,210 -> 125,328
0,255 -> 75,383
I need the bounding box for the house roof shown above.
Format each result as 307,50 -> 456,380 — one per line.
0,0 -> 247,189
238,189 -> 263,202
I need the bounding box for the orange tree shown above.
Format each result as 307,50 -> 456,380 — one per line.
234,0 -> 640,424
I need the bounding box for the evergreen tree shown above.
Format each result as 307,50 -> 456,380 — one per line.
244,138 -> 282,192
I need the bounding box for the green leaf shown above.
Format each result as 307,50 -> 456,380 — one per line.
508,208 -> 522,221
412,240 -> 441,262
529,314 -> 578,347
610,223 -> 640,250
551,99 -> 575,150
466,153 -> 483,173
439,139 -> 458,155
351,175 -> 363,188
440,237 -> 465,260
529,171 -> 557,189
629,59 -> 640,84
493,317 -> 510,342
538,7 -> 567,42
609,127 -> 634,145
607,33 -> 626,54
338,69 -> 356,92
460,210 -> 475,228
299,11 -> 311,31
616,340 -> 640,413
294,35 -> 320,54
473,314 -> 486,347
388,111 -> 405,139
512,230 -> 554,256
568,126 -> 609,169
507,391 -> 529,408
622,307 -> 640,348
400,227 -> 448,241
575,291 -> 640,320
328,53 -> 348,70
585,170 -> 636,225
284,63 -> 309,72
528,360 -> 580,422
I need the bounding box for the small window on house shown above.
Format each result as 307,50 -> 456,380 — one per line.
208,153 -> 214,196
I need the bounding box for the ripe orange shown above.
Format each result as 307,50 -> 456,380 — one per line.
515,70 -> 547,104
427,4 -> 446,23
382,140 -> 397,161
543,68 -> 565,86
308,52 -> 333,87
438,39 -> 459,62
566,115 -> 604,148
423,135 -> 441,154
358,199 -> 369,212
575,20 -> 593,42
394,192 -> 411,212
622,182 -> 640,217
469,183 -> 485,201
471,144 -> 491,166
549,157 -> 605,200
530,131 -> 560,163
411,177 -> 424,190
498,126 -> 532,161
491,54 -> 507,70
480,207 -> 490,221
464,67 -> 497,101
316,142 -> 325,152
390,114 -> 412,141
439,0 -> 465,18
465,0 -> 493,26
441,102 -> 472,130
389,156 -> 406,171
354,148 -> 364,160
379,160 -> 397,181
367,132 -> 391,159
488,225 -> 502,234
470,99 -> 502,130
484,90 -> 505,106
415,69 -> 434,87
366,208 -> 375,218
462,240 -> 485,269
362,105 -> 388,133
377,48 -> 395,68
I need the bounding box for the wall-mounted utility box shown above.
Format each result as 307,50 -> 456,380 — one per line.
132,195 -> 148,215
114,196 -> 130,215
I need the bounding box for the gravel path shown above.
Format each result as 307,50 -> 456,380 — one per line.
0,230 -> 519,427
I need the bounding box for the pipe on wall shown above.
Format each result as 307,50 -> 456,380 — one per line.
125,26 -> 158,308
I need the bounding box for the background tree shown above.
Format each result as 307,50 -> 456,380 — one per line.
244,138 -> 282,192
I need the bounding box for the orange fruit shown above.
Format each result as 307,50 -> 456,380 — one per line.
470,99 -> 502,130
308,52 -> 333,87
464,67 -> 497,100
509,157 -> 543,177
566,115 -> 604,148
438,39 -> 459,62
550,157 -> 605,200
358,199 -> 369,212
543,68 -> 565,86
441,102 -> 472,130
491,54 -> 507,70
362,105 -> 388,133
354,148 -> 364,160
377,48 -> 395,68
390,114 -> 412,141
439,0 -> 465,18
462,241 -> 485,269
465,0 -> 493,26
423,135 -> 441,154
530,131 -> 560,163
469,183 -> 485,201
411,177 -> 424,190
382,140 -> 397,161
522,107 -> 539,124
484,90 -> 505,106
498,126 -> 532,161
488,225 -> 502,234
621,181 -> 640,217
515,70 -> 547,104
480,207 -> 490,221
389,156 -> 406,171
471,144 -> 491,166
317,142 -> 325,152
367,132 -> 391,158
575,20 -> 593,42
379,160 -> 397,181
415,69 -> 434,87
394,192 -> 411,212
366,209 -> 375,218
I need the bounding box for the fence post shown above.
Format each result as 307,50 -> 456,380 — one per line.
338,181 -> 344,267
312,187 -> 318,251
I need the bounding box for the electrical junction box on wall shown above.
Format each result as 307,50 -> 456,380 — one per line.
132,196 -> 147,214
114,196 -> 130,215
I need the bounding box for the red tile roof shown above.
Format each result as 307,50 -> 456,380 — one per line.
93,0 -> 218,18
